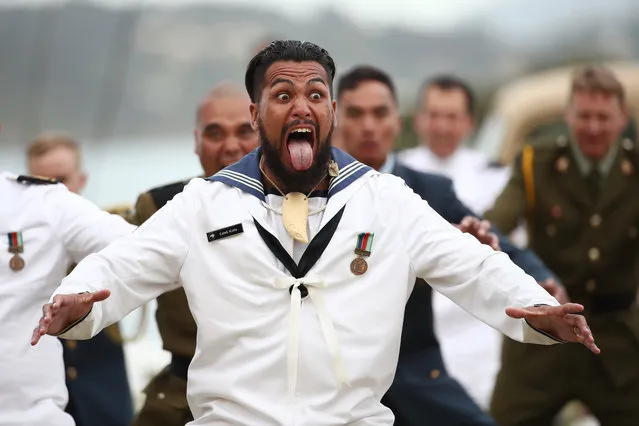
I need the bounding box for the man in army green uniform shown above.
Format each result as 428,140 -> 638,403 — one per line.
131,82 -> 259,426
486,66 -> 639,426
27,133 -> 133,426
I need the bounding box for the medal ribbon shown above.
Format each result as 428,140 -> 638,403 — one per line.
7,232 -> 23,253
355,232 -> 374,256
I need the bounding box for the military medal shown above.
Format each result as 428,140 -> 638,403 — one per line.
350,232 -> 374,276
7,232 -> 25,272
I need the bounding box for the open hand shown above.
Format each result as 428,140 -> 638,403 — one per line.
31,290 -> 110,346
506,303 -> 600,354
456,216 -> 500,251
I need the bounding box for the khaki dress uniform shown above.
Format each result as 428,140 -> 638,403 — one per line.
485,135 -> 639,426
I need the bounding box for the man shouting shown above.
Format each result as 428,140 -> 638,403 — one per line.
32,40 -> 597,426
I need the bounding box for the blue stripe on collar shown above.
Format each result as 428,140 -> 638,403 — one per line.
206,147 -> 371,201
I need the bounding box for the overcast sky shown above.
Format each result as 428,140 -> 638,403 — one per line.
0,0 -> 508,31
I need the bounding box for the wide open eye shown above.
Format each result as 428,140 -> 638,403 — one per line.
277,93 -> 290,101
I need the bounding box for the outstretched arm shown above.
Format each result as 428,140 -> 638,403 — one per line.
32,179 -> 202,345
392,177 -> 598,354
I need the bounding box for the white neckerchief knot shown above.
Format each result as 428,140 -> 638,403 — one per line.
274,276 -> 349,398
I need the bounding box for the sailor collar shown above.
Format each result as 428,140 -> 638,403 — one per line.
207,147 -> 372,201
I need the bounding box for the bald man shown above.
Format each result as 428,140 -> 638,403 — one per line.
131,83 -> 259,426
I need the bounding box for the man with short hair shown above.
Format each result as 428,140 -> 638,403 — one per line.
399,75 -> 508,214
486,65 -> 639,426
398,76 -> 513,408
131,81 -> 259,426
335,65 -> 561,426
27,132 -> 134,426
33,40 -> 597,426
27,132 -> 88,194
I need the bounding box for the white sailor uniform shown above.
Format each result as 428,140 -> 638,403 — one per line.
0,171 -> 135,426
53,148 -> 561,426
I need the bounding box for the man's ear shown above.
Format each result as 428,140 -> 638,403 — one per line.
250,102 -> 259,130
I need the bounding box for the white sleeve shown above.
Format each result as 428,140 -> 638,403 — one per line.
46,186 -> 136,264
390,177 -> 562,345
52,179 -> 200,339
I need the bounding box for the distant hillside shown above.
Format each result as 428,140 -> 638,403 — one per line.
0,1 -> 637,145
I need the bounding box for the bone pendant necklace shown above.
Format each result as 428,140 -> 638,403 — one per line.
259,158 -> 326,244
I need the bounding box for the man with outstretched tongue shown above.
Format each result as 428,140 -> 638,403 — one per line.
289,139 -> 314,170
32,40 -> 598,426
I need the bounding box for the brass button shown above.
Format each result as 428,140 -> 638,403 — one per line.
157,392 -> 166,400
66,367 -> 78,381
622,138 -> 633,151
585,280 -> 596,292
588,247 -> 600,261
65,341 -> 77,350
546,225 -> 556,237
630,227 -> 638,239
589,214 -> 601,228
430,369 -> 440,379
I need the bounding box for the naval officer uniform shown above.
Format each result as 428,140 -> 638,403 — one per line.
0,171 -> 135,426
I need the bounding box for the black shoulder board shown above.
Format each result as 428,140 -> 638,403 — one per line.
16,175 -> 60,185
487,160 -> 505,169
149,180 -> 189,209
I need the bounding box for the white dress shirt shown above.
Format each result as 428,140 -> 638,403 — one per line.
0,171 -> 135,426
52,149 -> 560,425
399,145 -> 510,215
399,144 -> 514,409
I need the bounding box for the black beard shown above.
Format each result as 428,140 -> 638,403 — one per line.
259,120 -> 333,194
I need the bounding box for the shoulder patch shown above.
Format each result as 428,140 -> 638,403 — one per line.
149,179 -> 190,209
16,175 -> 60,185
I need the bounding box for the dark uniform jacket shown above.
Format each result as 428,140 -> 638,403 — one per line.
383,162 -> 553,426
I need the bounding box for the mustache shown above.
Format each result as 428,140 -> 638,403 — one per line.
281,119 -> 318,140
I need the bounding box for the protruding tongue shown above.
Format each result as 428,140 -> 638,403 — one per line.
288,140 -> 314,171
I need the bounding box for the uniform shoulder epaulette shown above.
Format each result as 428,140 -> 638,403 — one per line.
16,175 -> 60,185
487,160 -> 506,169
148,179 -> 191,210
520,135 -> 568,161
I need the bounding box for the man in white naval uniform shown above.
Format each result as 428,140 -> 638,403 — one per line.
399,75 -> 514,409
399,75 -> 509,215
0,169 -> 135,426
32,41 -> 599,426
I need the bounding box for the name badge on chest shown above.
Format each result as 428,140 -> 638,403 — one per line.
207,224 -> 244,242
